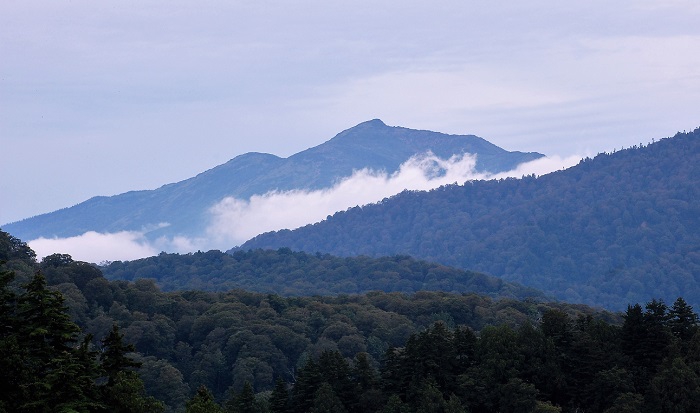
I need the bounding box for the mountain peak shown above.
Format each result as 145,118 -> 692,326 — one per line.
4,120 -> 543,243
360,118 -> 387,127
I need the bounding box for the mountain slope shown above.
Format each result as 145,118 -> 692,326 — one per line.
3,119 -> 542,241
235,128 -> 700,310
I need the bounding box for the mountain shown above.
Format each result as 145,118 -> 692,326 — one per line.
234,128 -> 700,310
3,119 -> 542,242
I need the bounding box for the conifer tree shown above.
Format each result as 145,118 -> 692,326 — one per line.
310,382 -> 347,413
669,297 -> 699,341
227,381 -> 255,413
187,385 -> 224,413
15,271 -> 90,412
269,378 -> 290,413
0,267 -> 22,411
100,323 -> 141,385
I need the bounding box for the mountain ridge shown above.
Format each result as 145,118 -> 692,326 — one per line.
4,119 -> 543,242
233,128 -> 700,310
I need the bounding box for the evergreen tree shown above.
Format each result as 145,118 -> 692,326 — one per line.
291,358 -> 322,413
380,394 -> 410,413
668,297 -> 699,341
317,350 -> 355,410
100,324 -> 141,385
227,381 -> 255,413
101,370 -> 165,413
269,378 -> 290,413
0,267 -> 23,411
310,382 -> 347,413
15,271 -> 93,412
187,385 -> 224,413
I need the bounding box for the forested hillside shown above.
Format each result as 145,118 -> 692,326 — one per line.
236,128 -> 700,310
5,230 -> 700,412
101,248 -> 546,300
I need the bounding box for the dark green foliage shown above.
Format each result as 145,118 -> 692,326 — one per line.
646,357 -> 700,413
101,370 -> 165,413
187,385 -> 224,413
269,378 -> 290,413
100,324 -> 141,384
311,382 -> 347,413
0,260 -> 163,412
668,297 -> 699,341
226,381 -> 256,413
102,248 -> 545,300
0,230 -> 36,263
8,233 -> 700,412
237,128 -> 700,310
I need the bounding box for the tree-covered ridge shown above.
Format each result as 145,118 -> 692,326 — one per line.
2,230 -> 616,412
6,230 -> 700,412
101,248 -> 547,300
236,128 -> 700,310
8,248 -> 700,412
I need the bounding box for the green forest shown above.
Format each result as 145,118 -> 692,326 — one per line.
236,128 -> 700,310
4,230 -> 700,412
101,248 -> 546,300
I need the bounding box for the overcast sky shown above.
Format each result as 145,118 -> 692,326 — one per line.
2,0 -> 699,226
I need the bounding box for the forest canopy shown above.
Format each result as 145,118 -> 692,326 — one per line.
101,248 -> 546,301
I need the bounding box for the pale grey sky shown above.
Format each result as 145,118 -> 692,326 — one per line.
2,0 -> 699,225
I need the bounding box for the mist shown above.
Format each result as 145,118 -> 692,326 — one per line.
27,153 -> 581,263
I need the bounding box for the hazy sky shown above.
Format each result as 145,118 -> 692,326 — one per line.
2,1 -> 699,226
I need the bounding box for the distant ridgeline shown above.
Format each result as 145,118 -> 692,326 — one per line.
100,248 -> 547,300
2,119 -> 542,242
235,128 -> 700,310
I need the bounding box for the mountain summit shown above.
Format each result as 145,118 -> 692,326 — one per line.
4,120 -> 543,244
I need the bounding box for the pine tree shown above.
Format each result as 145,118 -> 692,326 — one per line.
186,385 -> 224,413
102,370 -> 165,413
228,381 -> 255,413
15,271 -> 90,412
310,382 -> 347,413
291,358 -> 322,413
99,324 -> 163,412
100,323 -> 141,385
668,297 -> 699,341
0,267 -> 23,411
269,378 -> 289,413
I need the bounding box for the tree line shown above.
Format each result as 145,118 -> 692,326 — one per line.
184,297 -> 700,413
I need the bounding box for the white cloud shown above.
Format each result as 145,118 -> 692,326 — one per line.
29,231 -> 159,264
490,154 -> 583,179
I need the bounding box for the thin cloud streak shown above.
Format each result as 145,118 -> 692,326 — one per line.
206,152 -> 582,247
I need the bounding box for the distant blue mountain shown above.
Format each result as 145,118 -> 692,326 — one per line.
3,119 -> 542,241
